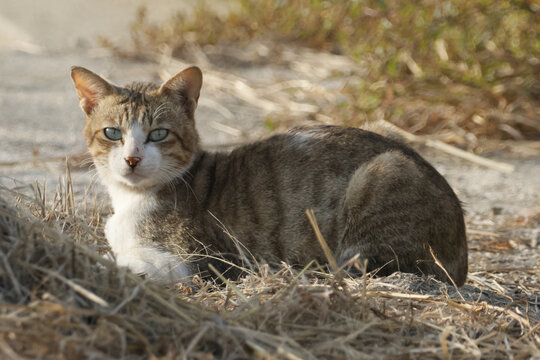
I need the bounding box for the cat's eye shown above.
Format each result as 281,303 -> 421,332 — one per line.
148,129 -> 169,142
104,127 -> 122,141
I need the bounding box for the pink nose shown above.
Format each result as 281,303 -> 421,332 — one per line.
125,157 -> 142,168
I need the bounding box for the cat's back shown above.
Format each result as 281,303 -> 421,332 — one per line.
280,125 -> 457,194
210,126 -> 394,203
229,125 -> 399,172
223,125 -> 439,185
204,125 -> 459,219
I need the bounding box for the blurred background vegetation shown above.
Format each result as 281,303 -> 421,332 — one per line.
108,0 -> 539,147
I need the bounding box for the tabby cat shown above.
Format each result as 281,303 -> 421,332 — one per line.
71,66 -> 468,286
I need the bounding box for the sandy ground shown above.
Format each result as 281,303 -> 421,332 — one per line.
0,1 -> 538,295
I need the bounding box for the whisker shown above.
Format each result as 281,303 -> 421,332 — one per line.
152,103 -> 173,123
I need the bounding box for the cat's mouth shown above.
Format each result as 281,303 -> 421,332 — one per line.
119,171 -> 147,186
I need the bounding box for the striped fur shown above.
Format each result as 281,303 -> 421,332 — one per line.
72,66 -> 468,286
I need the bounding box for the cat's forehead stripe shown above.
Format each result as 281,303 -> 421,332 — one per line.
114,82 -> 159,127
119,82 -> 158,104
116,99 -> 153,128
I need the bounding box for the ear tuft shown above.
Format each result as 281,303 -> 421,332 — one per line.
159,66 -> 203,115
70,66 -> 115,115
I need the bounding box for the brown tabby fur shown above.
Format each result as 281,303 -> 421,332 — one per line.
71,66 -> 468,286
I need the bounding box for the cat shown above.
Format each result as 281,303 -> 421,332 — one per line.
71,66 -> 468,286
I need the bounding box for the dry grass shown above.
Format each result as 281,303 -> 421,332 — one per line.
1,170 -> 538,359
102,0 -> 540,150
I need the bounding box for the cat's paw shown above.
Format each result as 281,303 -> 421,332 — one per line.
116,247 -> 192,284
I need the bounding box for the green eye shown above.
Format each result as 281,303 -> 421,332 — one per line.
104,128 -> 122,141
148,129 -> 169,142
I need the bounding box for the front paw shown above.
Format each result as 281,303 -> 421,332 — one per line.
115,249 -> 192,284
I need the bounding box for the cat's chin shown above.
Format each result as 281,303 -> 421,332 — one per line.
116,172 -> 156,189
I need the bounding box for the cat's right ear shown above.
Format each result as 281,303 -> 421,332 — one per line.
70,66 -> 115,115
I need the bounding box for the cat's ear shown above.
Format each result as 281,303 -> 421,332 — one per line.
70,66 -> 116,115
159,66 -> 202,115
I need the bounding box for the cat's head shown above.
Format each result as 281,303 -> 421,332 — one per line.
71,66 -> 202,191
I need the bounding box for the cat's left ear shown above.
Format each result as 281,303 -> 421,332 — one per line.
159,66 -> 203,116
71,66 -> 116,116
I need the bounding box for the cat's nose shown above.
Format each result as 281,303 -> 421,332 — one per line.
125,156 -> 142,168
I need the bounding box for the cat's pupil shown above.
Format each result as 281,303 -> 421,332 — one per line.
104,128 -> 122,141
148,129 -> 169,142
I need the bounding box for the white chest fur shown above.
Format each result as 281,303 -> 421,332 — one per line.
105,184 -> 191,283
